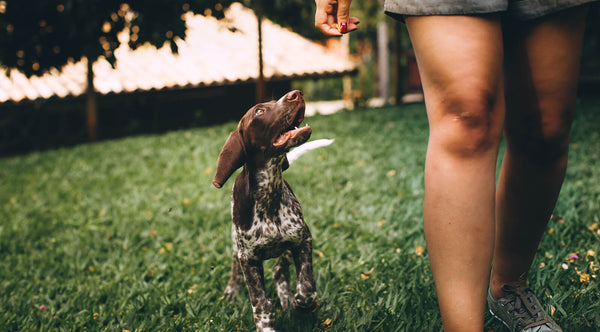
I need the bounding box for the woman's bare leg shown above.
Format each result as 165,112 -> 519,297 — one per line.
490,5 -> 589,299
405,15 -> 505,331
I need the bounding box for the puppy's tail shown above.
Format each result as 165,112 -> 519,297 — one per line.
287,139 -> 334,164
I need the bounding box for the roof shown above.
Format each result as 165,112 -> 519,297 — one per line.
0,3 -> 355,104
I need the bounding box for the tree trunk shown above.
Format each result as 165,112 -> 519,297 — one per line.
393,20 -> 405,105
377,21 -> 389,105
342,34 -> 354,110
255,0 -> 266,103
85,57 -> 98,142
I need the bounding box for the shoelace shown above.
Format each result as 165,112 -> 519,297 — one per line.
501,285 -> 552,330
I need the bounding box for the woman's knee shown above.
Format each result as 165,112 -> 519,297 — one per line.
428,88 -> 504,158
505,100 -> 575,164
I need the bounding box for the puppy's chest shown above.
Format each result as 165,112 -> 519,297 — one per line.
236,187 -> 307,260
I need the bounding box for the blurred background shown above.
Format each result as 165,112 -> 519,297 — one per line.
1,0 -> 598,156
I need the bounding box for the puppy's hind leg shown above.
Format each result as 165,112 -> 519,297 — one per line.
223,250 -> 244,299
273,250 -> 294,310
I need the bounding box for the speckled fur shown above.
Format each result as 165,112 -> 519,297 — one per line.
225,157 -> 317,331
215,91 -> 317,332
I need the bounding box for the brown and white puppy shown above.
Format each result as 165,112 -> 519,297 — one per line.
213,90 -> 317,332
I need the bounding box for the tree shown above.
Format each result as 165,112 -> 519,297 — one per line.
0,1 -> 252,75
0,0 -> 235,141
0,1 -> 320,140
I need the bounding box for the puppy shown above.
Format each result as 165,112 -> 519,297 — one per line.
213,90 -> 317,331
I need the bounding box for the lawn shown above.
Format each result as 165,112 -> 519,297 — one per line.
1,98 -> 599,331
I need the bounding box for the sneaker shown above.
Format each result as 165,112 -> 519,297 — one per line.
487,285 -> 562,332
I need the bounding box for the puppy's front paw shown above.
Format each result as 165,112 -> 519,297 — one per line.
294,292 -> 317,312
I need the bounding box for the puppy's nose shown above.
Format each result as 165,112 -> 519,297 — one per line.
286,90 -> 303,102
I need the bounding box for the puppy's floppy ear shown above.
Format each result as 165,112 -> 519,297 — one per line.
212,131 -> 245,188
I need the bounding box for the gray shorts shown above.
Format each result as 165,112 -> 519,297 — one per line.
384,0 -> 596,21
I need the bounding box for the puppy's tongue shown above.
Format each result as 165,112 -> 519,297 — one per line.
273,132 -> 291,146
273,126 -> 310,147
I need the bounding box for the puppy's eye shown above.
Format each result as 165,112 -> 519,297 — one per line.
255,109 -> 264,116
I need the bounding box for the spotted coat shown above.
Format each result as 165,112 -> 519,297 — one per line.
225,157 -> 316,331
213,90 -> 317,332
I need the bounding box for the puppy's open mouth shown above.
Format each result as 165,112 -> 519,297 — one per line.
273,111 -> 310,147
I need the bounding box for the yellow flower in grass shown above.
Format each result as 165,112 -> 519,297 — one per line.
414,245 -> 425,256
187,284 -> 198,294
578,271 -> 591,284
361,267 -> 374,280
160,243 -> 173,254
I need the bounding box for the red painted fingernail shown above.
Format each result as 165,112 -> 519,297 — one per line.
340,22 -> 348,33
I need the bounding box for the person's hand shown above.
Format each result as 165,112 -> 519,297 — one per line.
314,0 -> 360,36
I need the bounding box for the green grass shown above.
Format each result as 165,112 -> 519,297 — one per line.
1,98 -> 599,331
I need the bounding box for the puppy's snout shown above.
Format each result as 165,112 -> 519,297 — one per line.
286,90 -> 303,102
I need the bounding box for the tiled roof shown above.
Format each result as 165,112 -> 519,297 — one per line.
0,3 -> 355,104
